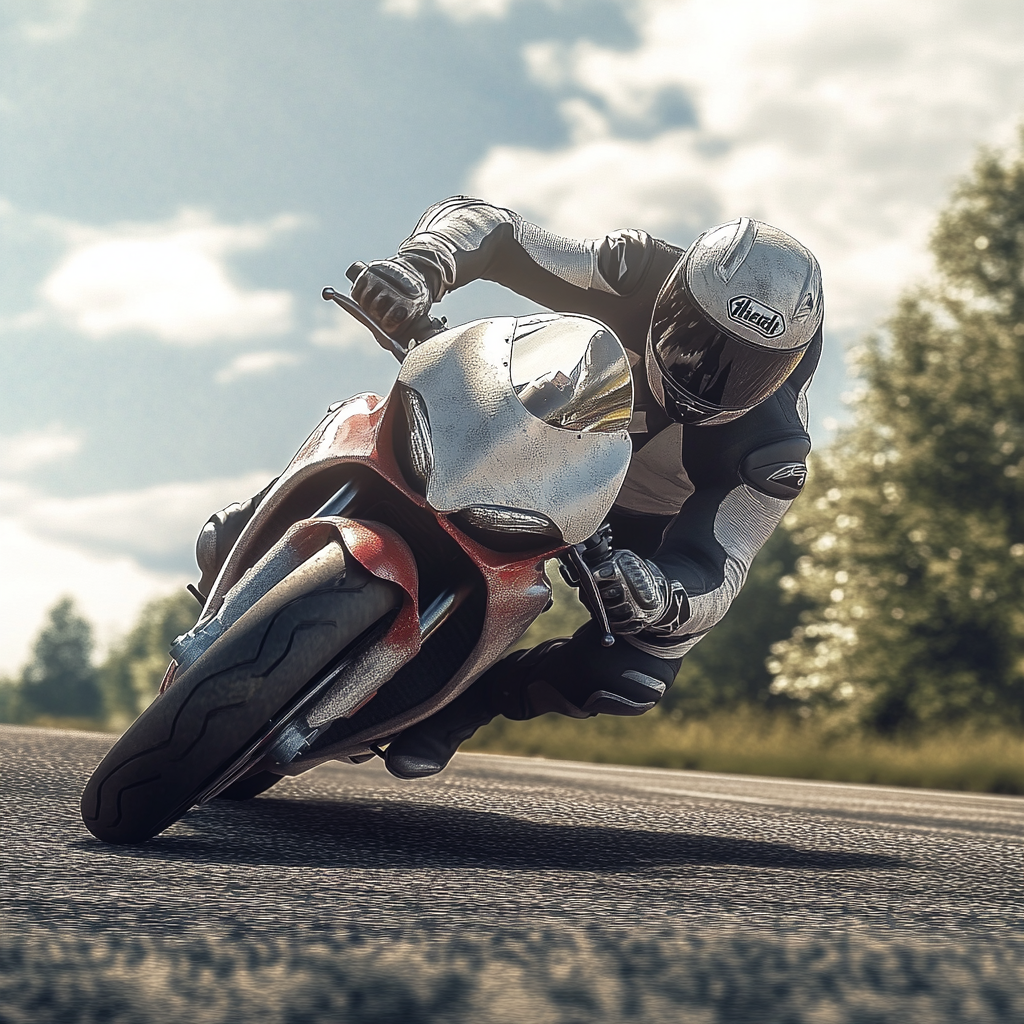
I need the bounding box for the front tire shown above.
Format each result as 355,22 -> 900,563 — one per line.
81,547 -> 400,844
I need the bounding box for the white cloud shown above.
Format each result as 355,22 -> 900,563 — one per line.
475,128 -> 721,246
382,0 -> 523,19
216,349 -> 301,384
0,426 -> 81,475
17,0 -> 90,42
0,518 -> 183,674
0,472 -> 273,562
0,471 -> 272,672
39,208 -> 301,344
467,0 -> 1024,338
309,312 -> 368,350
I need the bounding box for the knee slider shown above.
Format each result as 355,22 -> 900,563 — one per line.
580,670 -> 667,717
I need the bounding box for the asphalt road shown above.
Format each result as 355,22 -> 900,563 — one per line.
4,723 -> 1024,1022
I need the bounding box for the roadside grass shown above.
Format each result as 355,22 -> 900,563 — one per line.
465,709 -> 1024,794
10,707 -> 1024,795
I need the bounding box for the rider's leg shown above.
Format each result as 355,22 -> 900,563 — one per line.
195,478 -> 278,599
384,621 -> 682,779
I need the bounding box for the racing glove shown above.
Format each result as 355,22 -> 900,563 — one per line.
570,526 -> 691,637
350,256 -> 435,338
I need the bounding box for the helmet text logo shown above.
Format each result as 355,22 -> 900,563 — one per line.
727,295 -> 786,339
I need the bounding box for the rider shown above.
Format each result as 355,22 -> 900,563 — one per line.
197,196 -> 823,781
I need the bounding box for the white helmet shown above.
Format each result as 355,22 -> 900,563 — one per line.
647,217 -> 823,425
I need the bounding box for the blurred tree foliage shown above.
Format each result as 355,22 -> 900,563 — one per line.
99,590 -> 199,728
770,132 -> 1024,733
0,675 -> 22,723
19,597 -> 102,721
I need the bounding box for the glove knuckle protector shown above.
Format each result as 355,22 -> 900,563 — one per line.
353,256 -> 432,333
592,550 -> 672,635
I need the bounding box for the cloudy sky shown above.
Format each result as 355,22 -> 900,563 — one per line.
2,0 -> 1024,671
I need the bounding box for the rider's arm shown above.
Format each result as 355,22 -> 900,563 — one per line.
397,195 -> 659,306
625,336 -> 820,659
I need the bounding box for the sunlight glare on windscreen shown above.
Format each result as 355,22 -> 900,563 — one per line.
508,314 -> 594,388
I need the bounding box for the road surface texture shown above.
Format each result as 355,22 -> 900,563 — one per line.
2,724 -> 1023,1023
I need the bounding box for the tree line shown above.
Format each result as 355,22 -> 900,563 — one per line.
0,592 -> 197,729
4,132 -> 1024,736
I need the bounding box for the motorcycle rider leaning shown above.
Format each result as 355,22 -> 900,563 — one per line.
197,196 -> 823,781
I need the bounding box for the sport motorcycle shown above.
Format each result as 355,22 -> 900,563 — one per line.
81,266 -> 634,843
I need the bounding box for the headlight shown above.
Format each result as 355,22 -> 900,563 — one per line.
398,385 -> 433,492
457,505 -> 561,537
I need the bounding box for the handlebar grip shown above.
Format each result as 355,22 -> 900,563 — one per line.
578,523 -> 614,569
405,313 -> 440,344
346,261 -> 368,284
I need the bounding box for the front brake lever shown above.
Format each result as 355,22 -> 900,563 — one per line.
322,286 -> 408,362
326,261 -> 447,363
563,545 -> 615,648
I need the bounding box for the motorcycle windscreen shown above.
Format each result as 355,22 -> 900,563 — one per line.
509,315 -> 633,433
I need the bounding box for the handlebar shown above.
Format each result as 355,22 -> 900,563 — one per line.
321,286 -> 408,360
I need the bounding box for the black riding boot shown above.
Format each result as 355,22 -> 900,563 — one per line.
384,624 -> 680,780
384,682 -> 497,779
383,638 -> 579,779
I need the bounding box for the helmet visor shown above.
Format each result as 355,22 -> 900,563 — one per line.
651,277 -> 805,416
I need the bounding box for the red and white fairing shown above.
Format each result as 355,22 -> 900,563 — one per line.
172,312 -> 634,768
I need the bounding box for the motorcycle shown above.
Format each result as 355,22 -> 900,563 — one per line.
81,265 -> 634,843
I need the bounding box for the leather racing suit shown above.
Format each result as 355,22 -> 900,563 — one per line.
389,196 -> 820,723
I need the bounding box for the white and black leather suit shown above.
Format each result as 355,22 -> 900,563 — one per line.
386,196 -> 820,729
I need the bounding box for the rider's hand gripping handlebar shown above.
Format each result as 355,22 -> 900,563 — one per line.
320,262 -> 447,363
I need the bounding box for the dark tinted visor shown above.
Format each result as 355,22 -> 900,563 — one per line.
651,274 -> 805,415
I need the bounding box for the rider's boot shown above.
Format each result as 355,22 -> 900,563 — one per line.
384,638 -> 583,780
384,625 -> 679,780
195,478 -> 277,600
383,682 -> 496,779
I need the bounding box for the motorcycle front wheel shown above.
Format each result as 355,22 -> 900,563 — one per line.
80,547 -> 401,844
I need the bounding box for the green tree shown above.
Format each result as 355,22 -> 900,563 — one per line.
770,131 -> 1024,733
0,675 -> 22,723
20,597 -> 102,721
99,590 -> 199,728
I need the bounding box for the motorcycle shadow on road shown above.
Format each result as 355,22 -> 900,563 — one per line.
93,792 -> 907,874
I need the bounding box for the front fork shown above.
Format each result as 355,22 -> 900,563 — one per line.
191,503 -> 470,803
